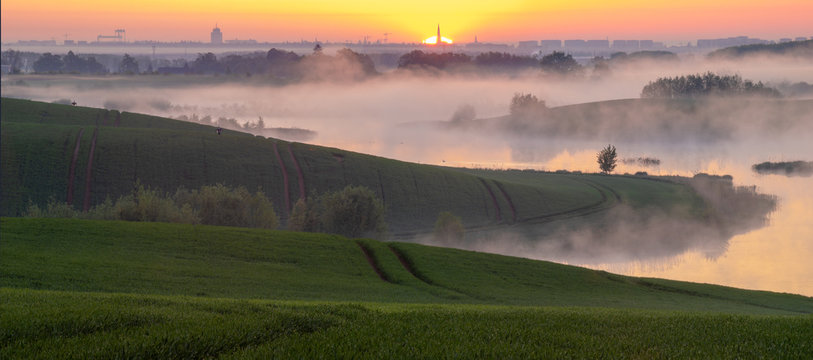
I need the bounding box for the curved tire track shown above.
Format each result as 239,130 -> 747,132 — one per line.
66,128 -> 85,205
393,176 -> 623,239
82,128 -> 98,212
287,144 -> 306,201
479,178 -> 502,222
493,181 -> 518,223
272,142 -> 291,212
356,241 -> 391,283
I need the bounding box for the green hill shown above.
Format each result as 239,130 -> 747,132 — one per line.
1,97 -> 710,237
3,218 -> 812,358
3,217 -> 810,313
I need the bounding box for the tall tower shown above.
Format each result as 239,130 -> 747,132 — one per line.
436,24 -> 441,45
211,25 -> 223,45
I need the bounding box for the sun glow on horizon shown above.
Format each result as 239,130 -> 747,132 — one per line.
423,36 -> 453,44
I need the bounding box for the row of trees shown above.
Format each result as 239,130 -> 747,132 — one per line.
398,50 -> 583,75
641,72 -> 781,99
288,186 -> 387,239
27,183 -> 279,229
32,51 -> 107,74
25,183 -> 394,238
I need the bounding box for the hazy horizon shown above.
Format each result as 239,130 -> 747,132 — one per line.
2,1 -> 812,44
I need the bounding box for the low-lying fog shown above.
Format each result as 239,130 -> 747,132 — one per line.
2,56 -> 812,295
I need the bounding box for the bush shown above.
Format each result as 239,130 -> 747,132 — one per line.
433,211 -> 464,244
509,93 -> 547,117
319,186 -> 386,239
288,198 -> 320,232
23,183 -> 278,230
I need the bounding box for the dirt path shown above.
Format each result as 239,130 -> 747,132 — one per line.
66,128 -> 85,205
479,178 -> 501,222
493,181 -> 518,223
272,142 -> 291,212
82,128 -> 98,212
356,242 -> 391,283
287,144 -> 306,201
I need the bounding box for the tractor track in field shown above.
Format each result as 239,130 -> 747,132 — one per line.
66,128 -> 85,205
388,245 -> 434,286
287,144 -> 306,201
356,241 -> 391,283
513,177 -> 621,225
479,178 -> 502,222
272,142 -> 291,212
82,128 -> 98,211
391,176 -> 623,240
493,181 -> 518,223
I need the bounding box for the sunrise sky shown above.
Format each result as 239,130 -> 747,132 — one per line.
2,0 -> 811,44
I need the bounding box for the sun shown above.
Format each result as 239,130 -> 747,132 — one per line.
423,36 -> 453,44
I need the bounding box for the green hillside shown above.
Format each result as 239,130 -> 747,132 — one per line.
1,97 -> 710,237
3,218 -> 812,358
3,218 -> 810,313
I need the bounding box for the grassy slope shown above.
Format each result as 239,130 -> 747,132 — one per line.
1,97 -> 708,236
2,218 -> 811,314
3,217 -> 812,358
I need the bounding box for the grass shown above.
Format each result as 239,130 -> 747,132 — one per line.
1,97 -> 712,237
3,217 -> 811,313
3,216 -> 813,358
2,288 -> 811,359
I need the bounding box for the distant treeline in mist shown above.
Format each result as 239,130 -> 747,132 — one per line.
396,50 -> 679,76
3,47 -> 685,79
707,39 -> 813,59
641,72 -> 781,99
752,161 -> 813,177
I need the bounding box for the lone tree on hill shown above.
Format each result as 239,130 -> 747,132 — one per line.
597,144 -> 617,174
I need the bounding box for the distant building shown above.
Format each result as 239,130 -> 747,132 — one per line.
794,37 -> 807,42
539,40 -> 562,50
586,40 -> 609,49
613,40 -> 640,51
225,39 -> 258,45
211,26 -> 223,45
517,40 -> 539,48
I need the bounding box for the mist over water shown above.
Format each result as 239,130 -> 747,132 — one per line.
2,56 -> 812,295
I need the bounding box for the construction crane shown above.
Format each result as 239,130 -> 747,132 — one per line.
97,29 -> 126,43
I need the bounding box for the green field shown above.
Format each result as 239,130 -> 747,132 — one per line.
2,218 -> 812,358
1,97 -> 714,238
3,98 -> 808,358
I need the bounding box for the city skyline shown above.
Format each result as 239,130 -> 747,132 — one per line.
2,0 -> 812,44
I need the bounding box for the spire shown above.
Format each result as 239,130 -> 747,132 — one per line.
437,24 -> 441,44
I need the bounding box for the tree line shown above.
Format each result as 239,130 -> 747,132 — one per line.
641,72 -> 781,99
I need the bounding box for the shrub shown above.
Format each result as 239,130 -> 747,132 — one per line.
433,211 -> 464,244
319,186 -> 386,239
288,198 -> 320,232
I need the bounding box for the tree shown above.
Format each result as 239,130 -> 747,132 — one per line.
597,144 -> 617,174
32,53 -> 63,73
118,53 -> 140,74
433,211 -> 464,244
509,93 -> 546,117
449,104 -> 476,123
540,51 -> 582,75
319,185 -> 386,238
288,197 -> 319,232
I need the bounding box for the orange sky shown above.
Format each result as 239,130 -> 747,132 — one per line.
2,0 -> 811,43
